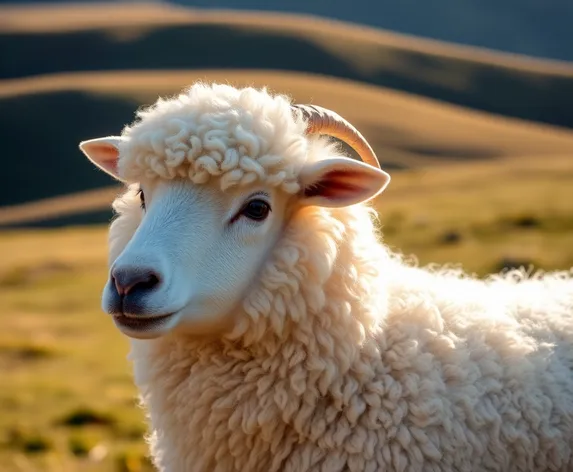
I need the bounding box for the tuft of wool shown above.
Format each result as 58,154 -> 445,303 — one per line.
107,83 -> 573,472
116,82 -> 312,194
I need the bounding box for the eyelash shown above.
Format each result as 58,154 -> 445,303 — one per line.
231,198 -> 272,224
137,187 -> 145,210
137,187 -> 271,221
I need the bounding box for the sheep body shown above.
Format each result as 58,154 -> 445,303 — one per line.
105,83 -> 573,472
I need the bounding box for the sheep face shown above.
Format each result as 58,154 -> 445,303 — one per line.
78,84 -> 390,339
106,176 -> 293,339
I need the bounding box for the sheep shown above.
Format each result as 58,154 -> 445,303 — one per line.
79,82 -> 573,472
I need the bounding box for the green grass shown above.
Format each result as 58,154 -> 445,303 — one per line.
375,156 -> 573,275
0,157 -> 572,471
0,229 -> 153,472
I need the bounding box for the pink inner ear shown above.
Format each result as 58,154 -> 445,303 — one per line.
304,169 -> 366,199
90,143 -> 119,174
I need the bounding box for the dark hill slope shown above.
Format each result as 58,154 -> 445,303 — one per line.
2,69 -> 573,224
3,0 -> 573,61
2,4 -> 573,129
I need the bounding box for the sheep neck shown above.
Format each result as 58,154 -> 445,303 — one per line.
128,204 -> 390,471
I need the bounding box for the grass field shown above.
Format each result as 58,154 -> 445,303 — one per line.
2,2 -> 573,470
0,227 -> 150,472
1,153 -> 573,471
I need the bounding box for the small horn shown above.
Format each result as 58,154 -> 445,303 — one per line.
292,104 -> 381,170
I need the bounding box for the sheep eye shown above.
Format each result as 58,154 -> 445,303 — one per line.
241,199 -> 271,221
138,187 -> 145,210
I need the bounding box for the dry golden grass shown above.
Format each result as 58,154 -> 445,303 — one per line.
375,155 -> 573,274
0,227 -> 150,472
0,187 -> 121,227
1,152 -> 573,471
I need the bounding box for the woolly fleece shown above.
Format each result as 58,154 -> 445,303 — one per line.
108,83 -> 573,472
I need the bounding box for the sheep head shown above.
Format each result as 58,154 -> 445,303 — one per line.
79,83 -> 390,340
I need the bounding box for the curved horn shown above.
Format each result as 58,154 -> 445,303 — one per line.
292,104 -> 381,170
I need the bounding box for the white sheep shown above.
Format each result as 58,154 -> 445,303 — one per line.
79,82 -> 573,472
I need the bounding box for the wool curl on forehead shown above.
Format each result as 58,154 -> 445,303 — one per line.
116,83 -> 318,193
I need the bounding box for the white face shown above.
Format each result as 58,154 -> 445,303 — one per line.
79,136 -> 390,339
102,179 -> 291,339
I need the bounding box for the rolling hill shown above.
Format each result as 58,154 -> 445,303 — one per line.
1,2 -> 573,227
2,3 -> 573,129
2,69 -> 573,227
3,0 -> 573,62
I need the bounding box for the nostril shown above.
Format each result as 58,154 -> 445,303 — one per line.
111,267 -> 162,297
138,272 -> 160,291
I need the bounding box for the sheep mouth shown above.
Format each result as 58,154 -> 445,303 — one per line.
112,312 -> 177,333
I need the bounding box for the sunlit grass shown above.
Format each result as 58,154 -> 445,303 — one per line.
374,156 -> 573,275
0,156 -> 572,471
0,234 -> 152,471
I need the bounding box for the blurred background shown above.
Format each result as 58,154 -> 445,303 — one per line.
1,0 -> 572,470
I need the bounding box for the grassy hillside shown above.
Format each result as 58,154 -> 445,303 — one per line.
2,69 -> 573,225
2,2 -> 573,224
2,3 -> 573,130
1,152 -> 572,471
1,4 -> 572,471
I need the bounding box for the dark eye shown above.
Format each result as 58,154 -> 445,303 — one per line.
241,199 -> 271,221
137,187 -> 145,210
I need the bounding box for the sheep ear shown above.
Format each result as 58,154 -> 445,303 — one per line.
79,136 -> 125,181
299,157 -> 391,208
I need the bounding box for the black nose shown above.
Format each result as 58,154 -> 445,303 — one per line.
111,266 -> 161,297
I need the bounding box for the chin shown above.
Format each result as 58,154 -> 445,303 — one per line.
172,305 -> 238,337
112,311 -> 182,339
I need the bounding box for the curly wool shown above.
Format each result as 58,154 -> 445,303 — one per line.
116,82 -> 310,194
109,84 -> 573,472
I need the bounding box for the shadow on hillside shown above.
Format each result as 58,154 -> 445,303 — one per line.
0,85 -> 508,216
0,91 -> 137,207
355,123 -> 501,161
400,145 -> 499,159
2,24 -> 573,128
